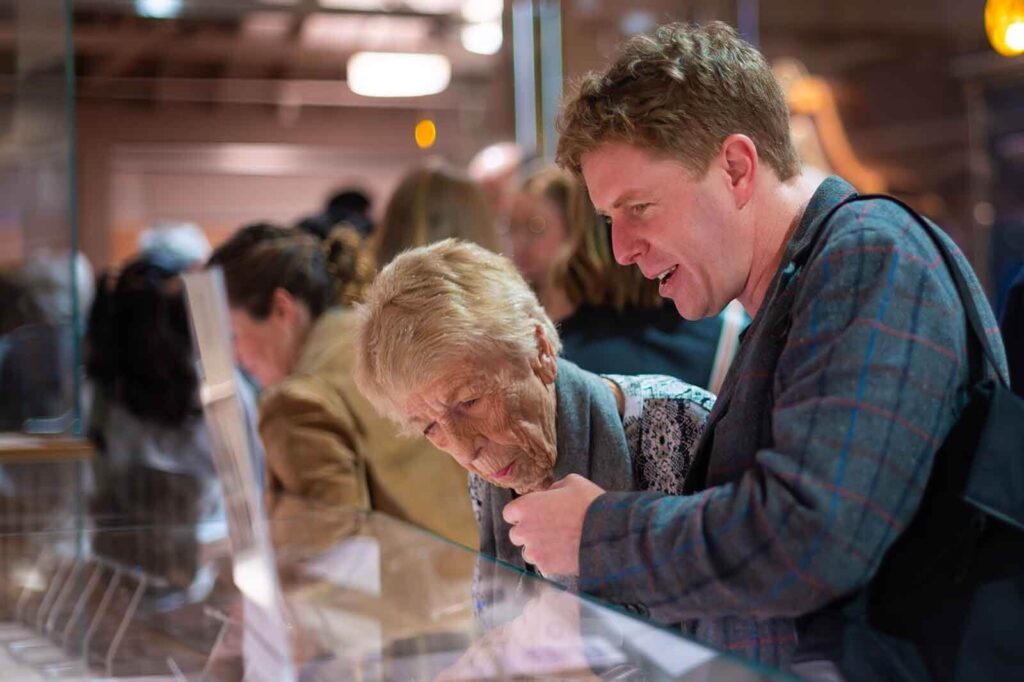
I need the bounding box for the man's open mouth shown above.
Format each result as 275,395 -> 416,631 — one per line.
657,265 -> 679,292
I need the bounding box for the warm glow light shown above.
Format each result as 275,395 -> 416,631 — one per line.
1007,21 -> 1024,51
986,0 -> 1024,56
461,20 -> 503,55
347,52 -> 451,98
415,119 -> 437,148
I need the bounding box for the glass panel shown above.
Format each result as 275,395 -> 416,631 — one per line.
0,508 -> 794,680
0,0 -> 80,436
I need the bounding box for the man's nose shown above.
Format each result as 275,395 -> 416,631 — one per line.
611,223 -> 643,266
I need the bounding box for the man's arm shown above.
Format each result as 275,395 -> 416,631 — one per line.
576,219 -> 968,622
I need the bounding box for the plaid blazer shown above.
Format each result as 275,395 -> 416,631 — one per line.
577,177 -> 1009,667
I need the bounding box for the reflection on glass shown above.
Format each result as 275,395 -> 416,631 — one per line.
0,0 -> 81,436
0,504 -> 793,680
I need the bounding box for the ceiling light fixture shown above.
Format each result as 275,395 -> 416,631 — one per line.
461,20 -> 503,55
135,0 -> 183,19
461,0 -> 503,23
347,52 -> 452,98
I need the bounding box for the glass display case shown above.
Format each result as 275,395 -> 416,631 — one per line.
0,500 -> 795,681
0,0 -> 82,438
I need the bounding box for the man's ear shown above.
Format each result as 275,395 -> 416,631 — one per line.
531,324 -> 557,385
270,287 -> 298,322
719,134 -> 758,209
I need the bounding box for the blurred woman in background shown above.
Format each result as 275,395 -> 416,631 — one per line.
209,224 -> 477,548
374,162 -> 501,267
504,166 -> 742,390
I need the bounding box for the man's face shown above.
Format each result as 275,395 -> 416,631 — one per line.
229,307 -> 299,389
581,142 -> 750,320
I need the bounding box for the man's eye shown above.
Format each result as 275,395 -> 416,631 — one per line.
630,203 -> 650,216
460,397 -> 480,410
423,422 -> 437,437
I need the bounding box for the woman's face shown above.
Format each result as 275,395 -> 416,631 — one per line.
229,289 -> 311,389
400,331 -> 559,495
503,192 -> 570,290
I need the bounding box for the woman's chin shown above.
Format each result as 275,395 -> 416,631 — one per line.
511,473 -> 553,496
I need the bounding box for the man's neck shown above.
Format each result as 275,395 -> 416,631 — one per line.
739,172 -> 822,316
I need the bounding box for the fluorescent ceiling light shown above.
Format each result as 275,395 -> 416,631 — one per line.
318,0 -> 386,9
135,0 -> 183,19
461,20 -> 502,55
302,13 -> 431,51
406,0 -> 462,14
347,52 -> 451,97
461,0 -> 503,23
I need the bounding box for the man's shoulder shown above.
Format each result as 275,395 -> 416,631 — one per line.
821,196 -> 946,265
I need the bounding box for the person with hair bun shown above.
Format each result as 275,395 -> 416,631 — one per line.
208,224 -> 477,548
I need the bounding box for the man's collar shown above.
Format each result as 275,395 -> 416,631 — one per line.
781,175 -> 858,271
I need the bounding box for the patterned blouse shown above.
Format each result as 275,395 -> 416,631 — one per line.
468,373 -> 715,546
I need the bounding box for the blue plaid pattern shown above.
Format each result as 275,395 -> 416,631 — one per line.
577,177 -> 1009,666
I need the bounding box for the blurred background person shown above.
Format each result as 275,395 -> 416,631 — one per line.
325,187 -> 374,237
209,223 -> 477,548
137,220 -> 211,272
374,161 -> 501,267
296,187 -> 375,241
468,140 -> 528,213
504,166 -> 742,390
0,250 -> 94,433
84,254 -> 254,602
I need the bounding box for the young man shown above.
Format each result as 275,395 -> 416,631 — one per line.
502,21 -> 1010,677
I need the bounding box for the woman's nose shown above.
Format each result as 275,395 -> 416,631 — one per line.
432,422 -> 479,464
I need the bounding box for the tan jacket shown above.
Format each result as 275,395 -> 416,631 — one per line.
258,308 -> 478,549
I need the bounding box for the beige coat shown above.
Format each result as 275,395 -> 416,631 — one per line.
258,308 -> 478,549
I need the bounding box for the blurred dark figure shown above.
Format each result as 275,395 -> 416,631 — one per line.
0,251 -> 94,432
1001,264 -> 1024,396
297,188 -> 375,240
85,255 -> 258,598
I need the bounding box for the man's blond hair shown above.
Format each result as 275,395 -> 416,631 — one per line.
354,239 -> 560,425
556,21 -> 799,181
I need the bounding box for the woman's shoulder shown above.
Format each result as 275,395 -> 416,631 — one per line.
604,374 -> 713,496
603,373 -> 715,420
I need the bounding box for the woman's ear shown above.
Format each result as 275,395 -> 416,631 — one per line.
532,324 -> 557,385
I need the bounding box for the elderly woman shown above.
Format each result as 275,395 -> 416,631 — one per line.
354,239 -> 796,666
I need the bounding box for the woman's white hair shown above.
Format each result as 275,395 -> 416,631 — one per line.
354,239 -> 560,424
